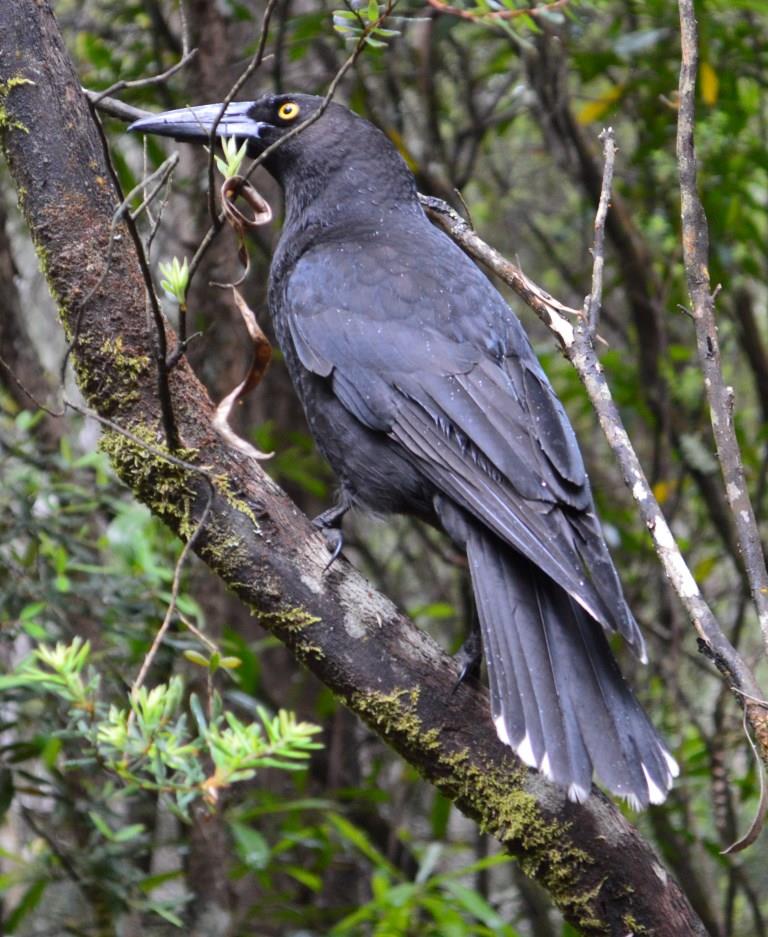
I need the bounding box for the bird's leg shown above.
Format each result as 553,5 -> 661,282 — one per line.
452,610 -> 483,694
313,494 -> 351,571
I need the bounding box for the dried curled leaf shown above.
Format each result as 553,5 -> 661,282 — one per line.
208,176 -> 275,459
224,174 -> 272,255
212,175 -> 274,288
212,287 -> 274,461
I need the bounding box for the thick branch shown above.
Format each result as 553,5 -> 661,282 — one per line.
0,2 -> 708,933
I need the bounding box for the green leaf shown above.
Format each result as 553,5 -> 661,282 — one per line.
327,812 -> 399,875
147,903 -> 184,927
19,601 -> 47,621
5,880 -> 47,933
183,650 -> 210,668
139,868 -> 185,893
20,620 -> 48,640
89,810 -> 116,840
189,693 -> 208,735
113,823 -> 146,843
429,791 -> 451,839
285,863 -> 323,891
442,880 -> 508,930
231,821 -> 270,870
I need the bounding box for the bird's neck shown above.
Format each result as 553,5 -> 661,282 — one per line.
276,150 -> 421,237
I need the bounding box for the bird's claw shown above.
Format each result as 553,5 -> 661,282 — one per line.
451,629 -> 482,695
320,527 -> 344,571
313,511 -> 346,572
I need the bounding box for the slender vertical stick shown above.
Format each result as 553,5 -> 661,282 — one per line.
676,0 -> 768,653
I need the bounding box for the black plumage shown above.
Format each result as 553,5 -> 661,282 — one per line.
130,93 -> 677,807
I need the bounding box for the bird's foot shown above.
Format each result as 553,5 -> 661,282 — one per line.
313,503 -> 348,572
319,525 -> 344,571
451,628 -> 482,695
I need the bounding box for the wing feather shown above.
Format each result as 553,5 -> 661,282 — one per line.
282,239 -> 643,651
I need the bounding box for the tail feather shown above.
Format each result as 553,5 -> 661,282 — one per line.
470,558 -> 527,746
467,531 -> 593,797
465,526 -> 677,807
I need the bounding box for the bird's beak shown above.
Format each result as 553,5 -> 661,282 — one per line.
128,102 -> 267,143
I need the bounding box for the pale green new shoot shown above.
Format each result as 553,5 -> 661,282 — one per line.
215,136 -> 248,178
158,256 -> 189,304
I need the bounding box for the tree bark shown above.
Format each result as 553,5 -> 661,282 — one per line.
0,3 -> 709,934
0,198 -> 60,442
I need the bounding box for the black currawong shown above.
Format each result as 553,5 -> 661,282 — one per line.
130,93 -> 678,808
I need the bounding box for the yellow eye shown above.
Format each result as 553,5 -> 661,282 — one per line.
277,101 -> 300,121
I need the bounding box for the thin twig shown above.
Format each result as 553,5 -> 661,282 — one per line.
128,154 -> 179,221
0,354 -> 64,417
584,127 -> 615,335
179,612 -> 218,653
145,157 -> 176,256
60,395 -> 211,478
83,89 -> 148,124
86,99 -> 179,449
205,0 -> 280,226
93,48 -> 198,105
721,710 -> 768,854
129,478 -> 215,719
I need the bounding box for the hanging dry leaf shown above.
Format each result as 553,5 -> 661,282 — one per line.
210,176 -> 275,459
213,175 -> 274,287
212,286 -> 274,460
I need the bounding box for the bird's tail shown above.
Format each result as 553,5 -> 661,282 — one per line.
465,527 -> 678,808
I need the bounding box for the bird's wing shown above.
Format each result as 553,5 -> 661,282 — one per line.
282,233 -> 641,649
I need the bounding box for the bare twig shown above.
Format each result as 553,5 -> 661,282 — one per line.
676,0 -> 768,657
205,0 -> 280,226
584,127 -> 615,335
93,48 -> 198,105
83,90 -> 148,124
60,395 -> 212,480
585,125 -> 768,851
179,612 -> 218,653
421,194 -> 580,347
86,99 -> 179,449
128,153 -> 180,221
0,354 -> 64,418
129,477 -> 215,718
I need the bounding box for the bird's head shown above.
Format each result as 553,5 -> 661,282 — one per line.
130,93 -> 372,180
129,92 -> 418,221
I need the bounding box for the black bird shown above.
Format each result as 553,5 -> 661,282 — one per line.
130,94 -> 677,808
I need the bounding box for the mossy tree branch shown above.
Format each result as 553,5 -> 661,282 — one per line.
0,2 -> 708,933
